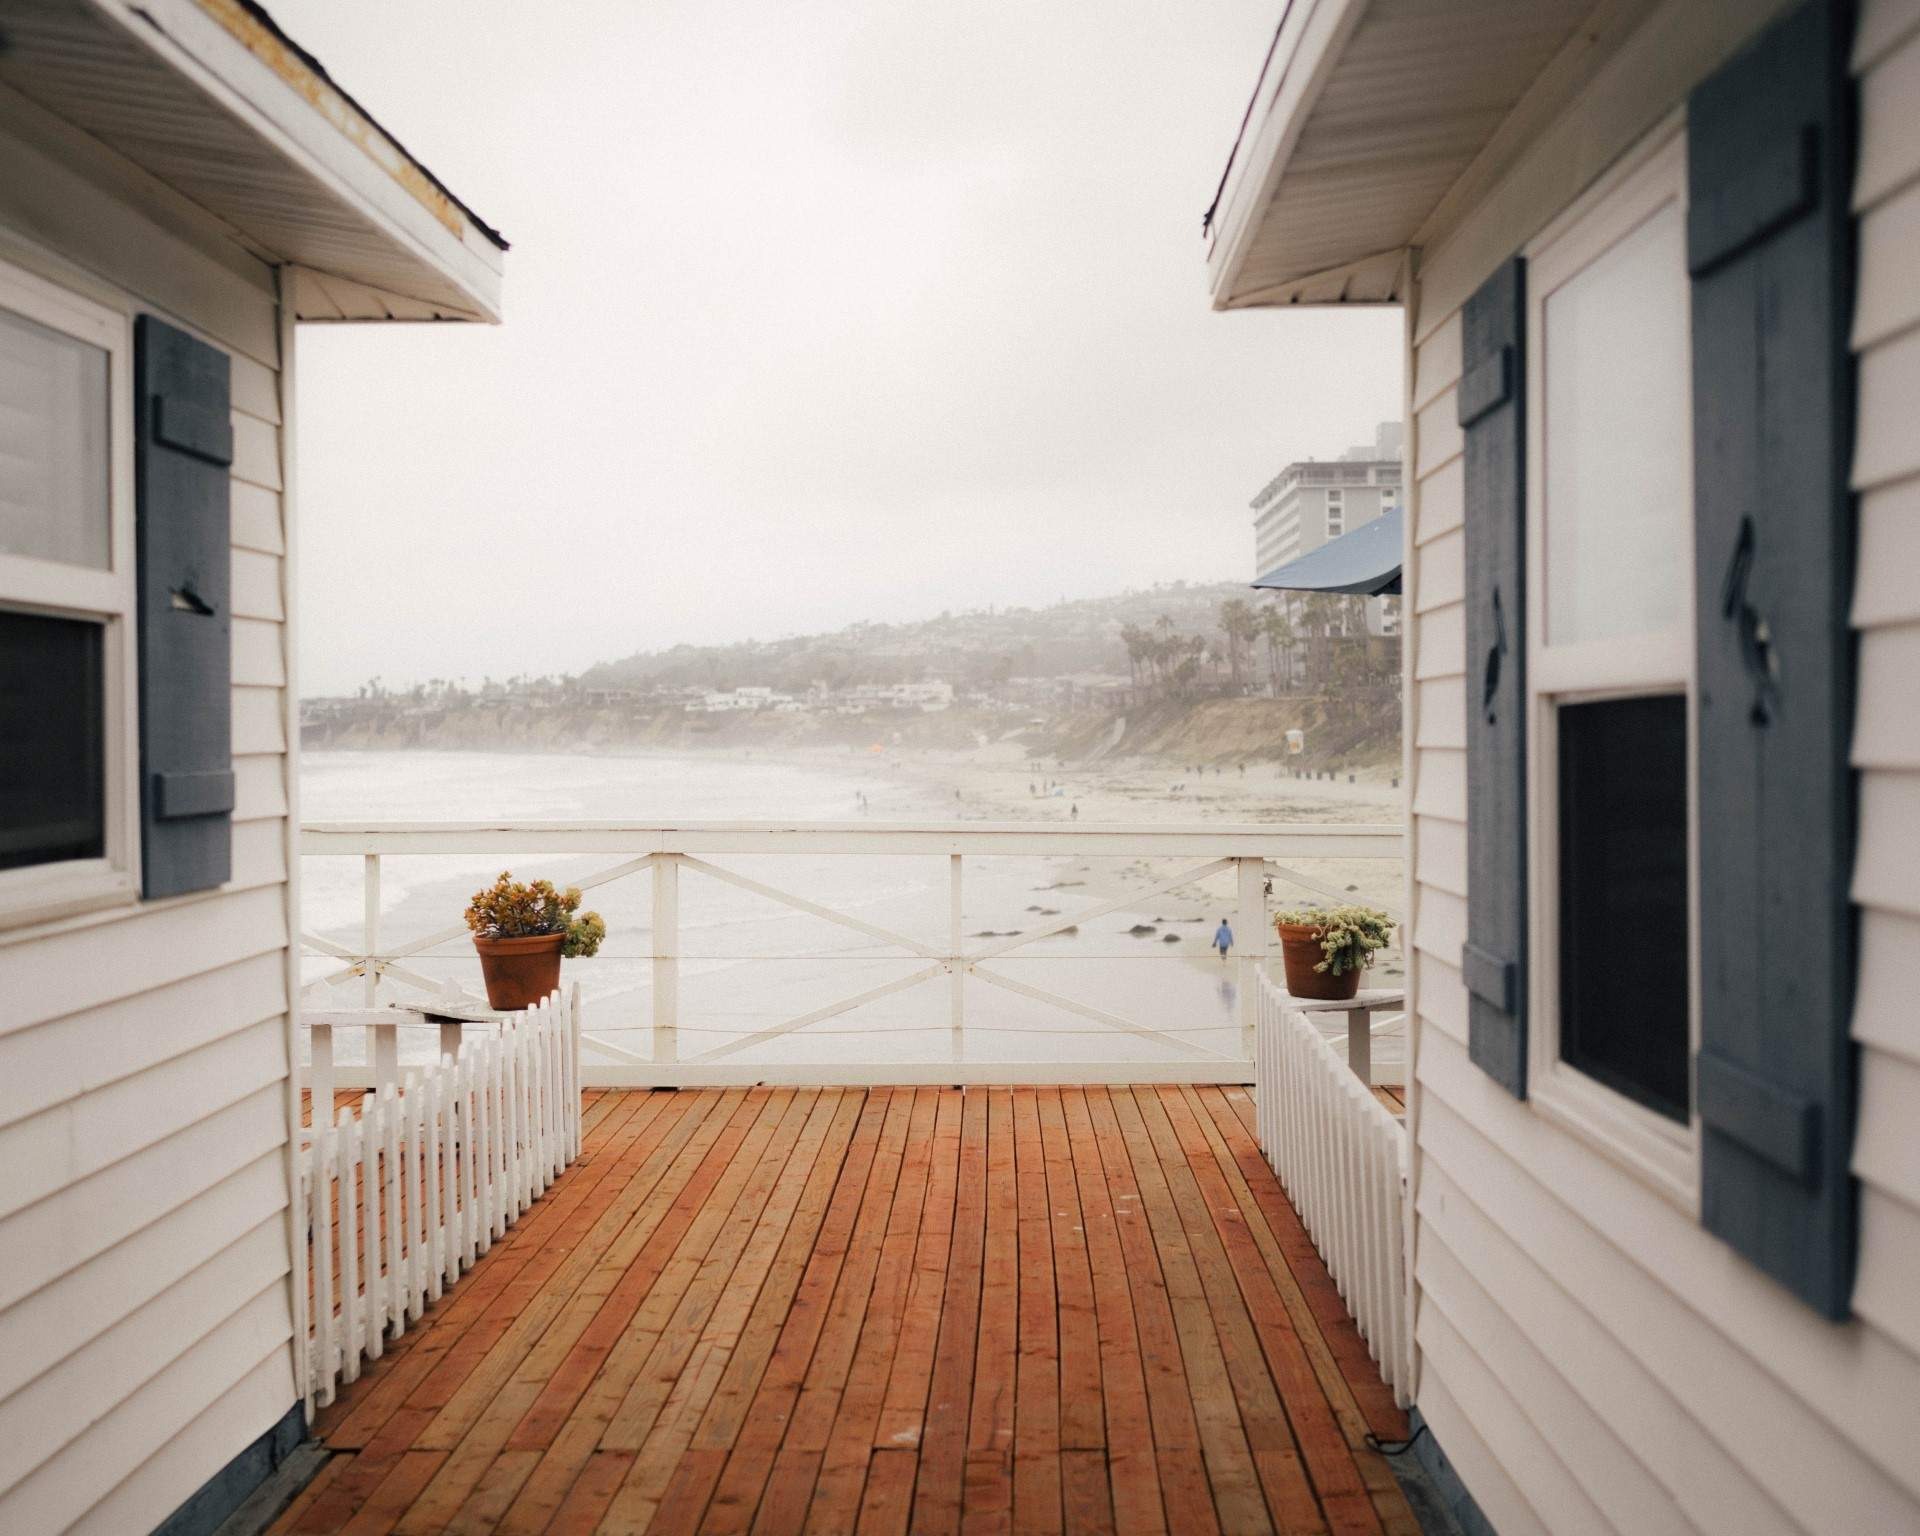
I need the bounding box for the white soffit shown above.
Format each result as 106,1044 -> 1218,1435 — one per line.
0,0 -> 505,322
1206,0 -> 1617,310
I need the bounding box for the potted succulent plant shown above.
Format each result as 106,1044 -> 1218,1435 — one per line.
1274,903 -> 1392,1001
464,871 -> 606,1011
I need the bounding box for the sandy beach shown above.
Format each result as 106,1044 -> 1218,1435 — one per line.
300,745 -> 1407,1074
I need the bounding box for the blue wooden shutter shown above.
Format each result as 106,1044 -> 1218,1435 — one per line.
1459,257 -> 1528,1096
1689,0 -> 1857,1318
136,315 -> 235,899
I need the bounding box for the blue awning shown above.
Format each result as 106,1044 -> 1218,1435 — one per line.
1252,506 -> 1402,596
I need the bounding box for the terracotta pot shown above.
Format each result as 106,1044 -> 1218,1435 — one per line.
472,932 -> 565,1011
1276,922 -> 1362,1001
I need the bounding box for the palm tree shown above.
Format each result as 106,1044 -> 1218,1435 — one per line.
1260,606 -> 1294,693
1218,599 -> 1260,692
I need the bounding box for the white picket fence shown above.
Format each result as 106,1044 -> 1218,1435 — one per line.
1255,972 -> 1413,1407
300,988 -> 583,1410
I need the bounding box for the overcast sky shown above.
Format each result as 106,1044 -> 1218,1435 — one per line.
273,0 -> 1403,695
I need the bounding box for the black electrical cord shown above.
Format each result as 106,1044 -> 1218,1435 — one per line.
1364,1423 -> 1429,1458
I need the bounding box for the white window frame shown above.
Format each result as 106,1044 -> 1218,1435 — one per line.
1521,123 -> 1700,1209
0,260 -> 140,928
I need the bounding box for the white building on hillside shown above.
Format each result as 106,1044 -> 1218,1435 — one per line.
1250,421 -> 1404,579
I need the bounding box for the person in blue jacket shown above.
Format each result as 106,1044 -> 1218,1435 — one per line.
1213,918 -> 1234,960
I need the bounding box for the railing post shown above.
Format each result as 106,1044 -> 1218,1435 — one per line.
309,1021 -> 333,1129
949,854 -> 964,1061
362,852 -> 381,1006
1236,857 -> 1266,1064
653,854 -> 679,1063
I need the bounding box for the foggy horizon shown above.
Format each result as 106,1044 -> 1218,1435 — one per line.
276,0 -> 1403,696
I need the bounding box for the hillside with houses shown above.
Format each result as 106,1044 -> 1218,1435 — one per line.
301,580 -> 1403,766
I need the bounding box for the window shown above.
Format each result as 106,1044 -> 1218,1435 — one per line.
1326,489 -> 1344,537
1524,129 -> 1697,1198
0,263 -> 137,924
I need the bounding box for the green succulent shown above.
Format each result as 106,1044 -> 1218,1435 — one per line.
465,871 -> 606,958
1274,903 -> 1393,976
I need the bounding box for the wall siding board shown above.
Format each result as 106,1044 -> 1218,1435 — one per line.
1416,817 -> 1469,899
1418,951 -> 1469,1045
1850,770 -> 1920,916
1852,909 -> 1920,1065
1416,529 -> 1465,613
1851,627 -> 1920,767
1852,1048 -> 1920,1208
0,1154 -> 287,1406
1414,393 -> 1465,478
1852,326 -> 1920,489
232,617 -> 286,688
1854,1189 -> 1920,1359
0,1086 -> 288,1312
0,884 -> 287,1034
1854,0 -> 1920,71
1412,747 -> 1468,823
0,1216 -> 288,1495
230,550 -> 285,623
1416,603 -> 1466,680
1417,1038 -> 1920,1520
1852,475 -> 1920,626
1412,314 -> 1464,410
1417,1224 -> 1697,1536
232,753 -> 288,823
1415,1374 -> 1550,1536
67,1349 -> 294,1536
1852,177 -> 1920,346
1854,22 -> 1920,207
1419,1162 -> 1796,1536
228,411 -> 282,493
1416,456 -> 1466,544
232,684 -> 287,754
1415,885 -> 1470,968
1418,1304 -> 1611,1536
0,1019 -> 287,1220
229,481 -> 285,557
0,1284 -> 291,1535
1415,678 -> 1467,747
0,954 -> 285,1131
230,815 -> 288,891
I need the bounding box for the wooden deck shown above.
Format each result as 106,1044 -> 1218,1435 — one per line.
273,1086 -> 1415,1536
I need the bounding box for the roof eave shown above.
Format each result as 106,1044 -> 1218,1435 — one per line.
1205,0 -> 1374,312
85,0 -> 504,322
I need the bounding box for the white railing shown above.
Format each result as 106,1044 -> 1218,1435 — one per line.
1255,971 -> 1412,1406
300,989 -> 581,1412
298,821 -> 1403,1086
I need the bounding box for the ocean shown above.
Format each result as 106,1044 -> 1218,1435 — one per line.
299,748 -> 1400,1076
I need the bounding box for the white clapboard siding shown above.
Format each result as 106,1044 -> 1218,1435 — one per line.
1253,974 -> 1412,1406
0,1214 -> 287,1496
0,952 -> 284,1130
66,1348 -> 293,1536
0,1282 -> 292,1535
303,991 -> 583,1408
0,57 -> 310,1534
1392,4 -> 1920,1529
0,1084 -> 287,1311
230,480 -> 285,555
0,1016 -> 285,1219
0,1152 -> 288,1406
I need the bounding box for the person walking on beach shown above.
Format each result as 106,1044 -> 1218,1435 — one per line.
1213,917 -> 1234,960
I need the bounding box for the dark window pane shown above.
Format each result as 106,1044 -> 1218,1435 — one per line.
0,610 -> 105,871
1557,693 -> 1690,1122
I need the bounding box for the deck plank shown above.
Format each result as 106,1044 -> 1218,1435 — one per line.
277,1085 -> 1414,1536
